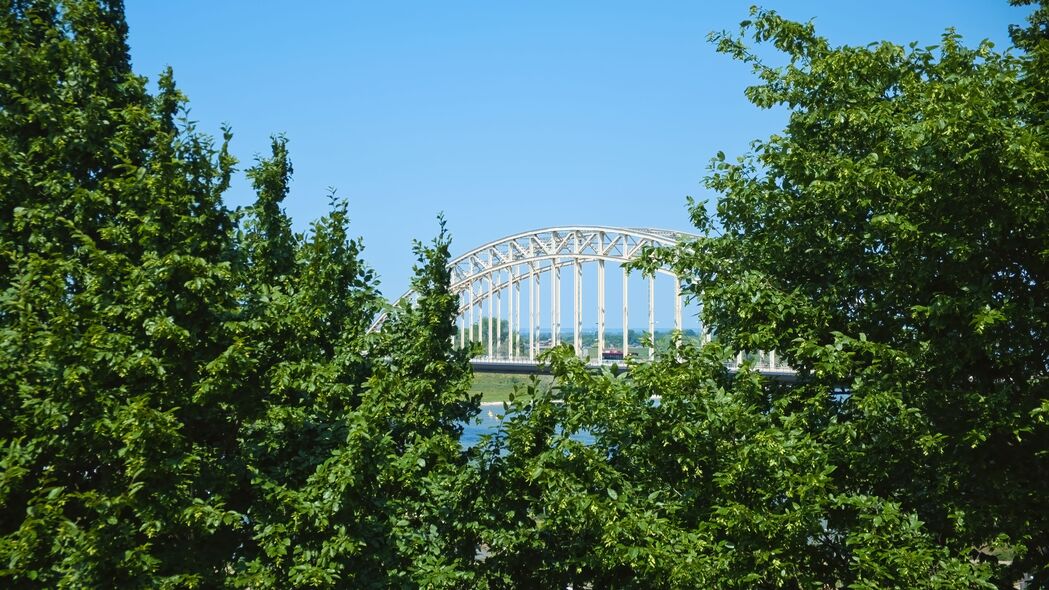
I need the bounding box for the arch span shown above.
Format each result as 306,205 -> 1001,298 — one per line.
371,225 -> 791,375
372,226 -> 702,359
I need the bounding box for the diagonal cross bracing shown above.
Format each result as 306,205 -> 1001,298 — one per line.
374,226 -> 695,332
368,225 -> 791,374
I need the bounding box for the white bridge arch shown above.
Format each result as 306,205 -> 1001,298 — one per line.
448,226 -> 693,362
374,226 -> 790,375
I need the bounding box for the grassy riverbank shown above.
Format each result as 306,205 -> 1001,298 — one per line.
470,372 -> 552,403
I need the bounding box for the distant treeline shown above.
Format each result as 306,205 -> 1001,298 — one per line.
462,318 -> 703,350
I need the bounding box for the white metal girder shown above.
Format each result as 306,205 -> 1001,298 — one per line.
371,226 -> 696,332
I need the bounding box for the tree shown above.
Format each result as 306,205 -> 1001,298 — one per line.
0,1 -> 243,585
351,218 -> 481,587
0,2 -> 486,586
475,337 -> 994,588
7,0 -> 1046,587
231,219 -> 482,589
222,139 -> 388,587
473,2 -> 1047,587
638,3 -> 1049,586
0,2 -> 394,586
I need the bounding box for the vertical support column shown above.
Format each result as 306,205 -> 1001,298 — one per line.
458,313 -> 464,349
469,283 -> 476,343
572,232 -> 582,358
496,275 -> 502,358
674,275 -> 682,332
648,275 -> 655,361
622,266 -> 629,355
487,277 -> 494,358
530,268 -> 538,361
552,263 -> 561,346
698,302 -> 705,345
701,302 -> 711,344
507,268 -> 514,360
573,259 -> 582,357
557,264 -> 563,345
515,279 -> 521,358
597,259 -> 605,363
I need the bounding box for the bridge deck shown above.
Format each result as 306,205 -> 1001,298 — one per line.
470,358 -> 799,382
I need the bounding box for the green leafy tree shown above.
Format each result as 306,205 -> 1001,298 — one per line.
0,3 -> 482,587
0,1 -> 242,586
0,2 -> 388,587
475,2 -> 1048,587
218,138 -> 384,587
477,340 -> 992,588
7,0 -> 1046,588
351,218 -> 481,587
638,3 -> 1049,586
230,219 -> 481,589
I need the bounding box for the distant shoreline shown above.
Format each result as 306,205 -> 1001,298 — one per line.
478,395 -> 662,408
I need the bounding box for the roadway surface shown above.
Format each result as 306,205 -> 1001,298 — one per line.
470,358 -> 800,382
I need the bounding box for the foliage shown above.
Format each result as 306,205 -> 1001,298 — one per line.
465,318 -> 512,355
231,214 -> 479,589
635,3 -> 1049,587
3,0 -> 1047,588
476,341 -> 992,588
0,2 -> 477,588
0,1 -> 241,585
464,1 -> 1048,587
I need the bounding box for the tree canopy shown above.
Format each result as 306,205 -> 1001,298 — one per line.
1,0 -> 1047,588
0,1 -> 477,587
635,3 -> 1049,586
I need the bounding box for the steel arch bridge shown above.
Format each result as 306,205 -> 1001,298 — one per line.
373,226 -> 792,376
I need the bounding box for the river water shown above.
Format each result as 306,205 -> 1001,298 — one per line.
460,404 -> 595,447
460,405 -> 509,447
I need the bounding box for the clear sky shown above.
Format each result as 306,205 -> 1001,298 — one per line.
124,1 -> 1029,319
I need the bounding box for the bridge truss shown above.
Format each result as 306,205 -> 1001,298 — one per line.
374,226 -> 790,375
451,226 -> 690,361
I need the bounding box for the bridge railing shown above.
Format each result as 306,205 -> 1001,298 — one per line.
470,351 -> 795,375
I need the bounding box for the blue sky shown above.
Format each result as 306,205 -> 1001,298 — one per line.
124,1 -> 1028,328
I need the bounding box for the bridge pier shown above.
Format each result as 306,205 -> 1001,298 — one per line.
530,268 -> 538,361
496,278 -> 502,357
515,278 -> 521,358
674,277 -> 682,332
553,261 -> 562,344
